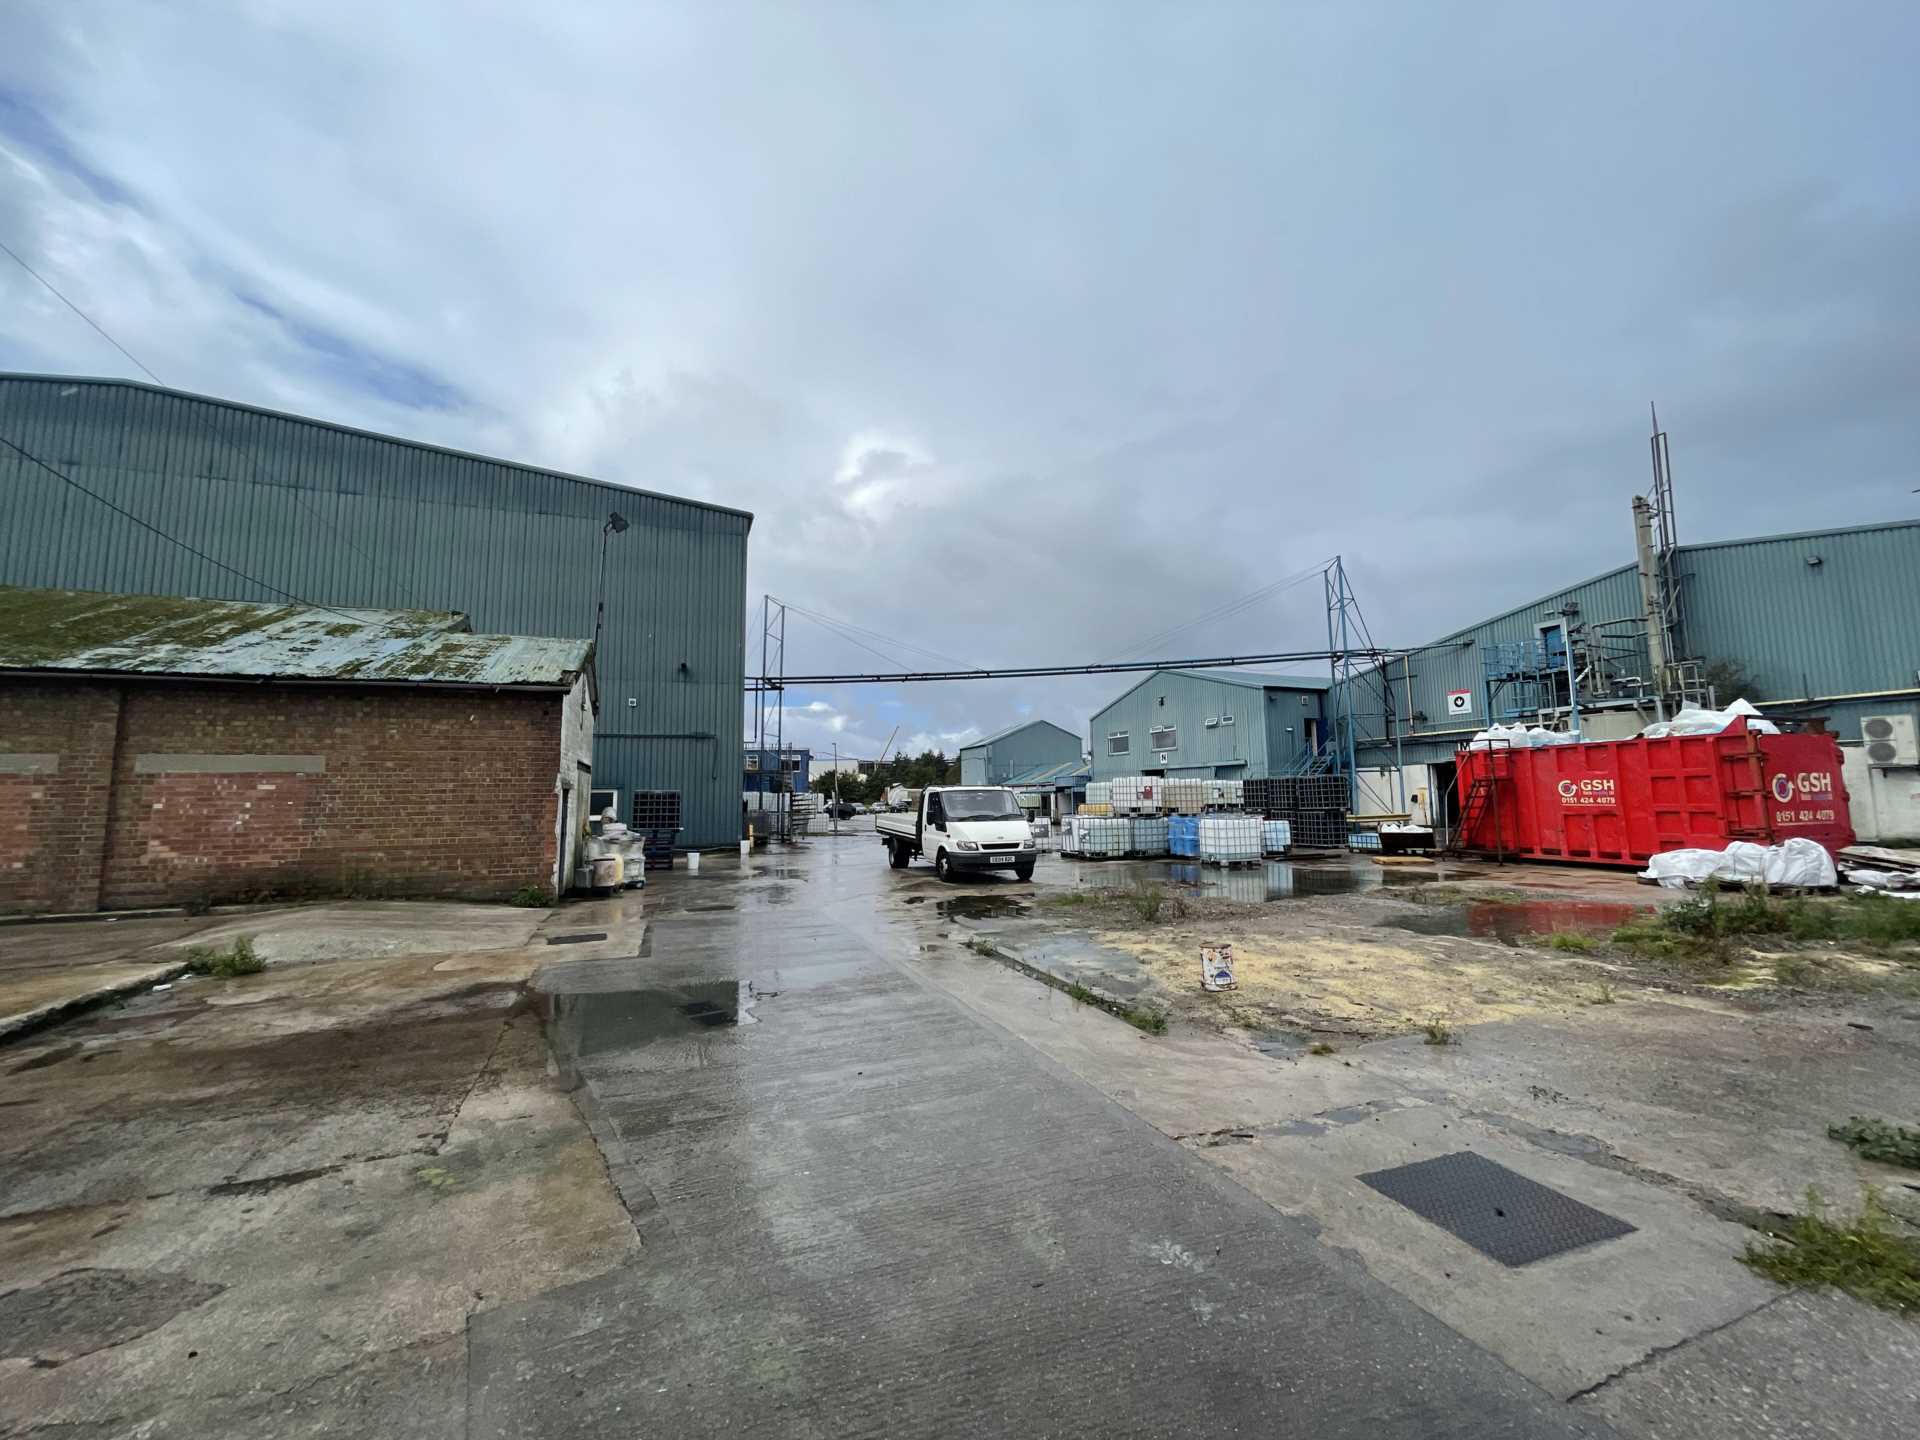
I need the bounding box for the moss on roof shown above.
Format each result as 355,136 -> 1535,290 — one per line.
0,587 -> 591,688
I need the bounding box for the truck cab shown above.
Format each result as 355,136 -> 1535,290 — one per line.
875,785 -> 1038,881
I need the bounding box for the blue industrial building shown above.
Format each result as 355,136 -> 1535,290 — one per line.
1334,518 -> 1920,838
0,375 -> 752,847
958,719 -> 1081,785
1087,670 -> 1331,782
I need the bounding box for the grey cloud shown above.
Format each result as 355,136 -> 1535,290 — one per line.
2,1 -> 1915,758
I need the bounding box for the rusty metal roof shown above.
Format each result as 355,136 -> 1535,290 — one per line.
0,587 -> 593,689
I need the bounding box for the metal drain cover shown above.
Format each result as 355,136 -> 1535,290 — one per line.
1358,1151 -> 1635,1267
545,933 -> 609,946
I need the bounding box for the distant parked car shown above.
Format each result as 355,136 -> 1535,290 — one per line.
823,800 -> 858,820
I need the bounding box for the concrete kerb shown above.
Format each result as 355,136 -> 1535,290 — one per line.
0,960 -> 191,1045
961,931 -> 1162,1030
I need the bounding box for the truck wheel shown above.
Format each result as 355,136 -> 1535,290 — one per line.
934,849 -> 952,881
1014,860 -> 1036,882
888,839 -> 909,869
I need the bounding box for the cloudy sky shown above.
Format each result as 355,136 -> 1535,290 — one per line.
4,2 -> 1915,761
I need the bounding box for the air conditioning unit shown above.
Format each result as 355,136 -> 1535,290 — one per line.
1862,714 -> 1918,767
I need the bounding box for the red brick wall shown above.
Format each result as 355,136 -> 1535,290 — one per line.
0,680 -> 120,913
0,678 -> 563,913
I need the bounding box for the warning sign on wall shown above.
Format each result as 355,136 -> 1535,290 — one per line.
1446,690 -> 1474,718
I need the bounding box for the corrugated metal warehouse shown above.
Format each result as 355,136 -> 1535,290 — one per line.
1088,670 -> 1330,782
0,374 -> 751,848
957,719 -> 1081,785
1335,519 -> 1920,838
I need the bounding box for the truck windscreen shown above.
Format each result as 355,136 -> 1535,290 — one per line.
941,790 -> 1025,822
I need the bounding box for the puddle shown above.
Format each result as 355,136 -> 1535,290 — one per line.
1379,900 -> 1643,944
543,981 -> 757,1059
936,895 -> 1030,921
1061,857 -> 1451,904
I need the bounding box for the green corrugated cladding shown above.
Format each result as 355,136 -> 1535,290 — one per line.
0,375 -> 751,847
1089,671 -> 1326,780
956,719 -> 1080,785
1344,520 -> 1920,769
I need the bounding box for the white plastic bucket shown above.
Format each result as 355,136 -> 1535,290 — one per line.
688,850 -> 701,873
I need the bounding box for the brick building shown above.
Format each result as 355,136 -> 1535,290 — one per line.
0,587 -> 594,914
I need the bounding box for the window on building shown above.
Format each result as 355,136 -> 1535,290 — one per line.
1150,725 -> 1178,750
1107,732 -> 1130,755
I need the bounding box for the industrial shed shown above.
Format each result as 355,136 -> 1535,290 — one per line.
0,587 -> 594,913
1335,519 -> 1920,840
958,719 -> 1081,785
1087,670 -> 1330,783
0,374 -> 750,847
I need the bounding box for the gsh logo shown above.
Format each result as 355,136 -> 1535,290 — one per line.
1771,772 -> 1833,803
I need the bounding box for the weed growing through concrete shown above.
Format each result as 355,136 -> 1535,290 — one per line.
415,1166 -> 459,1191
1422,1020 -> 1455,1046
1123,1004 -> 1169,1035
508,885 -> 553,908
1590,983 -> 1617,1005
1742,1187 -> 1920,1313
1123,882 -> 1189,925
1309,1041 -> 1337,1056
183,936 -> 264,978
966,934 -> 999,957
1061,979 -> 1166,1034
1828,1117 -> 1920,1170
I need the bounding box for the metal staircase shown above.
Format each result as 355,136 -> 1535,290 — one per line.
1446,741 -> 1514,860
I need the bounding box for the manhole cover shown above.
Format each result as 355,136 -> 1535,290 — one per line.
546,933 -> 609,946
1358,1151 -> 1635,1267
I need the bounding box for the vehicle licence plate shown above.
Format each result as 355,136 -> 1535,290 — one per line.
991,855 -> 1017,865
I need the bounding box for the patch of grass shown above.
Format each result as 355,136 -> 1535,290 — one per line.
508,885 -> 553,908
1590,983 -> 1617,1005
1829,1117 -> 1920,1170
1064,981 -> 1098,1006
1308,1041 -> 1337,1056
966,934 -> 999,957
183,936 -> 264,978
1039,891 -> 1098,908
1535,930 -> 1600,953
1122,1003 -> 1169,1035
1641,885 -> 1920,957
1121,881 -> 1190,925
1422,1020 -> 1455,1046
415,1166 -> 459,1192
1741,1187 -> 1920,1313
1126,883 -> 1165,923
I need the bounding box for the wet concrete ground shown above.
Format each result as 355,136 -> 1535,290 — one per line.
478,845 -> 1599,1438
536,835 -> 1916,1437
5,839 -> 1917,1437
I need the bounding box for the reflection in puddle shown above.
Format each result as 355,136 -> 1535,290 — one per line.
544,981 -> 756,1061
1059,857 -> 1450,904
936,895 -> 1030,921
1379,900 -> 1643,944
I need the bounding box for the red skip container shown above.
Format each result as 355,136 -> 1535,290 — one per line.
1454,718 -> 1854,867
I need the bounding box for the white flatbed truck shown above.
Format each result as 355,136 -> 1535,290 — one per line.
875,785 -> 1038,881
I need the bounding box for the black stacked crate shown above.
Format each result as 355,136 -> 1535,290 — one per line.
1249,775 -> 1348,849
631,790 -> 682,870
